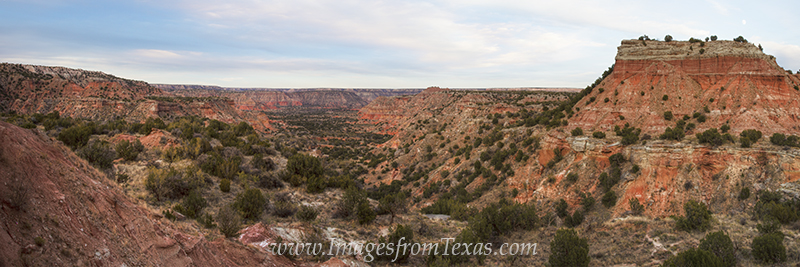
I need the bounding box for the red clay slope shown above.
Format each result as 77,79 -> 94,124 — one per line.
0,121 -> 289,266
570,39 -> 800,136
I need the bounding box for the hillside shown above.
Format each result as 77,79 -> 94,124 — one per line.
569,39 -> 800,136
0,63 -> 271,131
0,121 -> 291,266
156,84 -> 425,110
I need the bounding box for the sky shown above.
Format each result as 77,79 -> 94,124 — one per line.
2,0 -> 799,88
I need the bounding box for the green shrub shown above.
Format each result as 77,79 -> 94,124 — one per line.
58,124 -> 93,149
629,198 -> 644,215
555,199 -> 569,218
571,127 -> 584,136
592,131 -> 605,139
738,187 -> 750,200
752,232 -> 786,264
696,128 -> 733,146
720,124 -> 730,133
549,228 -> 590,267
566,173 -> 579,184
357,201 -> 376,225
663,111 -> 674,121
78,140 -> 116,169
602,191 -> 617,208
146,167 -> 206,201
296,205 -> 318,222
564,210 -> 584,228
740,129 -> 762,143
251,153 -> 276,172
217,205 -> 241,238
219,179 -> 231,192
675,200 -> 712,232
378,192 -> 408,224
234,188 -> 266,221
34,236 -> 45,247
662,95 -> 669,101
733,36 -> 747,43
580,193 -> 595,211
174,190 -> 207,219
662,248 -> 724,267
115,139 -> 143,161
699,231 -> 736,267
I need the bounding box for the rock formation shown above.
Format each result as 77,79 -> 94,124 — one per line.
570,39 -> 800,136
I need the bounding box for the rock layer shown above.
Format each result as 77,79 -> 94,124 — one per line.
570,40 -> 800,136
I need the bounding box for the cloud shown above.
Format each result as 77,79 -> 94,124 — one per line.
760,41 -> 800,71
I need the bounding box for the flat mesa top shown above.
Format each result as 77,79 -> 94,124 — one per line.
615,39 -> 768,61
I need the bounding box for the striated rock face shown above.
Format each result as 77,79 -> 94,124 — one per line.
569,40 -> 800,136
158,86 -> 424,111
0,122 -> 290,266
0,63 -> 271,130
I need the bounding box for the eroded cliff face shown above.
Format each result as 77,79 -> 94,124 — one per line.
0,64 -> 271,130
569,40 -> 800,136
0,122 -> 289,266
161,87 -> 392,111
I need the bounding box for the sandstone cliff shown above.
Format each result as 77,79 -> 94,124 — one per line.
569,40 -> 800,136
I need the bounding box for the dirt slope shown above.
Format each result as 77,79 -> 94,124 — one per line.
0,121 -> 289,266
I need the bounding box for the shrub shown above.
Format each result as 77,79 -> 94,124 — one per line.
564,210 -> 584,228
174,190 -> 207,219
116,139 -> 144,161
733,36 -> 747,43
251,153 -> 276,172
549,228 -> 590,267
662,248 -> 724,267
720,124 -> 730,133
35,236 -> 45,247
664,35 -> 673,42
738,187 -> 750,200
629,198 -> 644,215
555,199 -> 569,218
219,179 -> 231,192
357,201 -> 376,225
58,124 -> 93,149
234,188 -> 266,221
740,136 -> 753,148
566,173 -> 579,184
78,140 -> 116,169
592,131 -> 605,139
602,191 -> 617,208
662,95 -> 669,101
752,232 -> 786,264
273,197 -> 298,217
217,205 -> 241,238
663,111 -> 673,121
378,192 -> 408,224
740,129 -> 762,143
580,193 -> 595,211
296,205 -> 318,222
699,231 -> 736,267
675,200 -> 712,232
696,128 -> 732,146
571,127 -> 584,136
285,153 -> 324,186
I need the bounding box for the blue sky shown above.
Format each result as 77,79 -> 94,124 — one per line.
2,0 -> 799,88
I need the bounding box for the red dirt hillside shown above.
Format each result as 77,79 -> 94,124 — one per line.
570,39 -> 800,136
0,121 -> 289,266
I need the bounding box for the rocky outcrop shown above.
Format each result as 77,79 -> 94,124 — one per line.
0,63 -> 271,130
569,40 -> 800,136
0,121 -> 288,266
